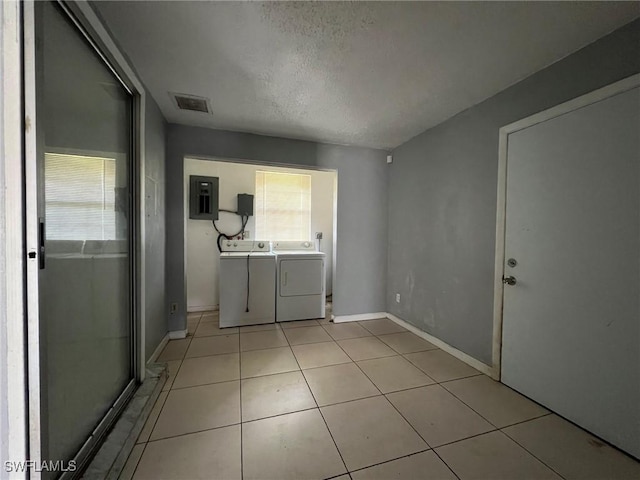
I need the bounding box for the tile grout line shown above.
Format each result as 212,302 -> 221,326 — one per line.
345,326 -> 479,479
170,328 -> 493,403
345,447 -> 440,477
145,351 -> 187,440
365,374 -> 465,480
358,330 -> 490,479
170,356 -> 241,390
498,426 -> 565,479
426,371 -> 484,383
128,441 -> 149,480
240,342 -> 294,354
380,368 -> 563,480
333,336 -> 458,477
399,353 -> 483,383
128,366 -> 174,478
158,317 -> 591,480
286,323 -> 351,477
436,427 -> 568,480
426,381 -> 504,431
316,392 -> 384,410
242,405 -> 320,426
498,411 -> 552,430
238,330 -> 244,480
138,410 -> 555,461
355,355 -> 437,388
318,321 -> 375,342
145,421 -> 242,444
141,313 -> 197,452
430,371 -> 557,456
164,316 -> 547,479
431,428 -> 501,450
429,446 -> 462,480
162,312 -> 198,389
498,427 -> 568,480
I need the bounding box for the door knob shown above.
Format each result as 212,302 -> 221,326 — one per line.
503,275 -> 517,286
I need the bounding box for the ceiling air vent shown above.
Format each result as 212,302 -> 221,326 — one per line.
171,93 -> 211,114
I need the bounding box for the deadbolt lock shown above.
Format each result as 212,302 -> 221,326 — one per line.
507,258 -> 517,268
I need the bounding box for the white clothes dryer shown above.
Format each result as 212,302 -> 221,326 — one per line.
273,241 -> 326,322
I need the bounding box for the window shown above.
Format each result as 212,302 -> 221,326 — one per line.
45,152 -> 121,240
255,171 -> 311,241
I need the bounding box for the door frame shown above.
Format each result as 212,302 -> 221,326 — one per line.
183,156 -> 338,314
22,0 -> 149,475
1,1 -> 29,475
491,73 -> 640,381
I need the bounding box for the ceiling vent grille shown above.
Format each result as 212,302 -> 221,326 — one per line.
171,93 -> 211,113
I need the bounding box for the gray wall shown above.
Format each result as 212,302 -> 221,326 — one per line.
387,19 -> 640,366
166,125 -> 388,331
91,2 -> 169,360
144,96 -> 167,360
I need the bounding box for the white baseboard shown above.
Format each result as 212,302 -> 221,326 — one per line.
147,334 -> 169,364
168,329 -> 187,340
188,305 -> 219,313
333,312 -> 387,323
386,313 -> 494,377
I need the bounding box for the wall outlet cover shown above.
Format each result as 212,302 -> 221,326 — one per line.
170,302 -> 178,313
395,293 -> 401,303
315,232 -> 323,239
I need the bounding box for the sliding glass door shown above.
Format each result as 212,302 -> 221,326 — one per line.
36,1 -> 135,475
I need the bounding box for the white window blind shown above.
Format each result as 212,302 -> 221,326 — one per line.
255,171 -> 311,241
45,152 -> 118,240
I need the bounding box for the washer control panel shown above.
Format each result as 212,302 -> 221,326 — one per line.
222,240 -> 272,252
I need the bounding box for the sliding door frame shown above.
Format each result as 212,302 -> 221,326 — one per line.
22,0 -> 148,476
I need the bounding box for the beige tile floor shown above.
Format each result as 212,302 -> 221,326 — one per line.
124,311 -> 640,480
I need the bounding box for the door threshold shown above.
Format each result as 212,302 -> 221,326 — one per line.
81,364 -> 168,480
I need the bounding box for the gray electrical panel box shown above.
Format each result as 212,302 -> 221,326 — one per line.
189,176 -> 219,220
237,194 -> 254,216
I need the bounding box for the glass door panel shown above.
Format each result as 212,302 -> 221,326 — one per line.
38,1 -> 134,473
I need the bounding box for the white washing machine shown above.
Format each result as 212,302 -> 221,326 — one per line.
273,241 -> 326,322
219,240 -> 276,328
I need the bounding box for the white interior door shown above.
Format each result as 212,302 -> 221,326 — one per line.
501,84 -> 640,459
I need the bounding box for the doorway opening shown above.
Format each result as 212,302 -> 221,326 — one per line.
183,157 -> 337,316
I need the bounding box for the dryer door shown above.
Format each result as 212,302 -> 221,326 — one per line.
280,259 -> 324,296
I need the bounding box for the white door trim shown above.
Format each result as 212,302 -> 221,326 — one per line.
491,73 -> 640,380
1,1 -> 28,477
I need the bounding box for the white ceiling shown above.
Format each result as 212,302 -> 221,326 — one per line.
94,1 -> 639,149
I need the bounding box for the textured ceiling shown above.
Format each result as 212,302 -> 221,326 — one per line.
94,1 -> 639,149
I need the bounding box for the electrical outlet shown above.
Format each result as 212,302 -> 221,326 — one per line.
395,293 -> 401,303
315,232 -> 323,239
244,230 -> 250,239
170,302 -> 178,313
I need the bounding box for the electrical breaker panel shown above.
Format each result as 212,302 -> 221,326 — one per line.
189,175 -> 219,220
